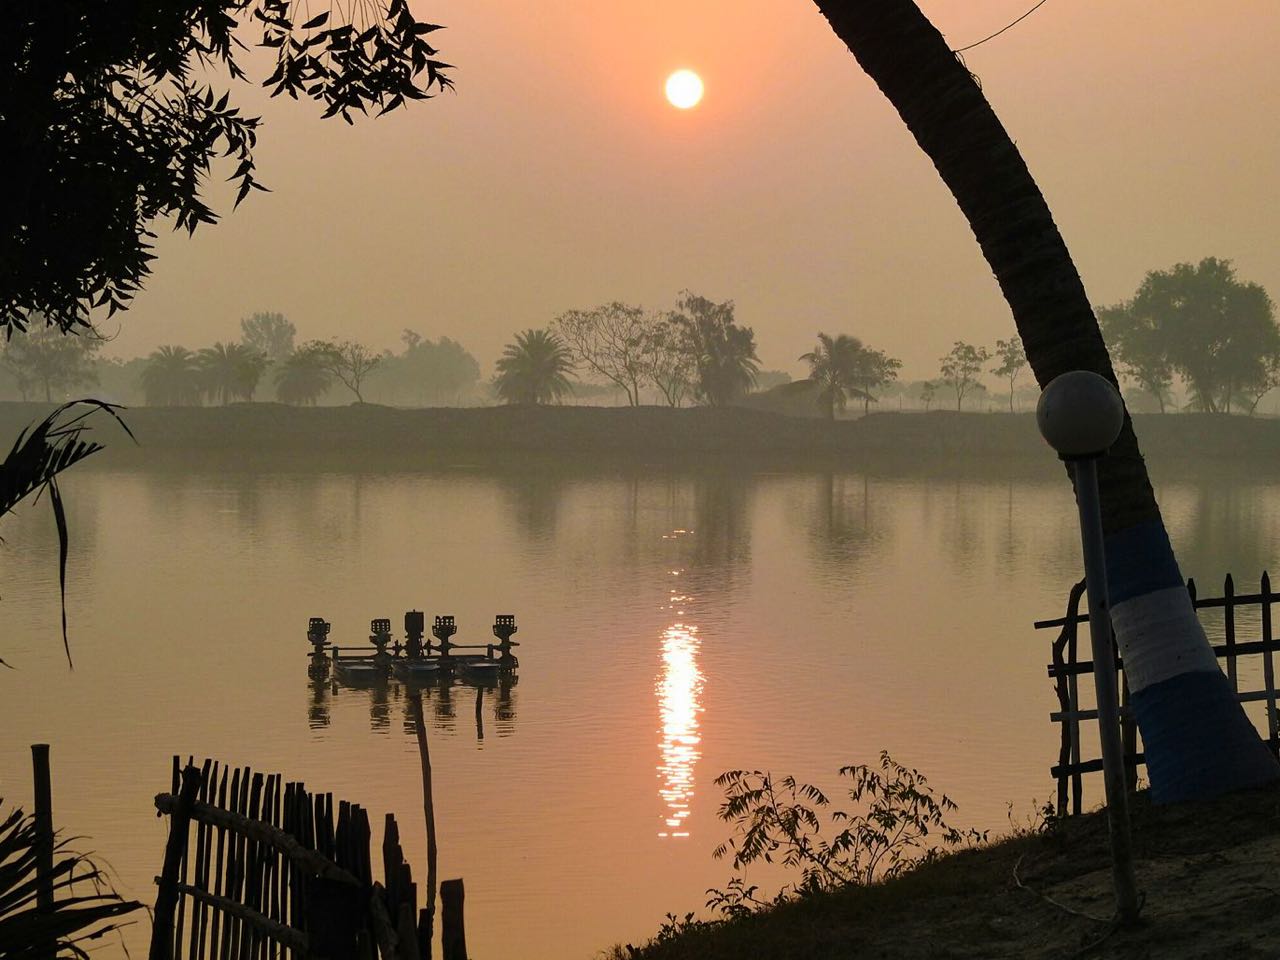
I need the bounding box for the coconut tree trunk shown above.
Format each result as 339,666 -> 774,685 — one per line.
814,0 -> 1278,802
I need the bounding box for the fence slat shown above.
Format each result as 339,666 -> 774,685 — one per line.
151,765 -> 203,960
211,766 -> 230,960
187,759 -> 212,960
441,879 -> 468,960
173,883 -> 308,953
1225,574 -> 1238,691
155,758 -> 433,960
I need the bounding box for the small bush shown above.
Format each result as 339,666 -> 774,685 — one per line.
707,751 -> 987,914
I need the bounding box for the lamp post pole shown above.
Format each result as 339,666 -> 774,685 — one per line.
1037,371 -> 1141,925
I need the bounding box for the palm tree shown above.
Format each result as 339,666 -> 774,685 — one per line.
274,348 -> 333,405
140,345 -> 202,406
676,293 -> 759,406
197,342 -> 266,404
814,0 -> 1277,802
493,329 -> 575,405
801,333 -> 865,419
0,802 -> 139,955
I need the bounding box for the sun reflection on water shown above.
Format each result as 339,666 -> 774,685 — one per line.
656,583 -> 704,839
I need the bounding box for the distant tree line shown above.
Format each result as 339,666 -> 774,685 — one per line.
4,258 -> 1273,416
493,291 -> 761,407
0,311 -> 484,408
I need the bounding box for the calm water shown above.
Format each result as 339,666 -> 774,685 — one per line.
2,460 -> 1278,958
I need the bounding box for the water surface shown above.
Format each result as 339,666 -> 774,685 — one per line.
1,461 -> 1277,957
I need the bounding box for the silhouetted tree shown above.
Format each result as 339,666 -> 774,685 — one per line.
938,341 -> 989,411
1096,303 -> 1173,413
991,337 -> 1027,412
801,333 -> 866,419
308,339 -> 382,403
674,292 -> 758,407
850,346 -> 902,415
274,347 -> 333,405
386,331 -> 481,405
553,303 -> 652,406
642,313 -> 697,407
917,380 -> 937,411
2,2 -> 453,334
0,322 -> 100,401
1100,259 -> 1279,413
140,346 -> 203,406
493,329 -> 575,405
240,312 -> 296,363
198,342 -> 267,404
1243,353 -> 1280,417
814,0 -> 1278,801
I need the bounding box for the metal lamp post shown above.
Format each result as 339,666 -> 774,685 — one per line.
1036,370 -> 1141,924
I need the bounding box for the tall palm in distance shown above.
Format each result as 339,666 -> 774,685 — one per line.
494,329 -> 575,405
274,347 -> 333,405
198,342 -> 266,404
140,346 -> 202,406
802,333 -> 865,419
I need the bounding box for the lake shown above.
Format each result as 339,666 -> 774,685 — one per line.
2,459 -> 1278,958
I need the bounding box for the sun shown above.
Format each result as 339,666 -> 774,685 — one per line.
665,69 -> 704,110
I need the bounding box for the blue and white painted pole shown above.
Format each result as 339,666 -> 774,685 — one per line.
1040,375 -> 1280,806
1038,371 -> 1139,922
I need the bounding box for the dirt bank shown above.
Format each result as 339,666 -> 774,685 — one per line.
617,786 -> 1280,959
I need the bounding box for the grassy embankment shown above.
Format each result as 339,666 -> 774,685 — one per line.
615,785 -> 1280,960
1,402 -> 1276,473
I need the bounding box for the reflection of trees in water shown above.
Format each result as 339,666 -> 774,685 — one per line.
806,473 -> 887,572
501,470 -> 566,544
1,475 -> 102,573
679,469 -> 752,597
140,468 -> 360,555
496,466 -> 754,596
1175,480 -> 1280,580
997,480 -> 1020,569
922,479 -> 987,572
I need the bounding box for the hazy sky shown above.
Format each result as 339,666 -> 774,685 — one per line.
108,1 -> 1279,381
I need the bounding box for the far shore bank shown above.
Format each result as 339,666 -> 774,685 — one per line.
0,402 -> 1271,475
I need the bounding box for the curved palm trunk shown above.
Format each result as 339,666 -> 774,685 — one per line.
814,0 -> 1278,802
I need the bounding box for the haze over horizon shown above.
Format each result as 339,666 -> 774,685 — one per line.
102,1 -> 1278,382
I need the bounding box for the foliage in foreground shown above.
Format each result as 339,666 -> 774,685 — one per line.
0,401 -> 133,666
618,752 -> 987,956
4,1 -> 452,334
0,802 -> 140,958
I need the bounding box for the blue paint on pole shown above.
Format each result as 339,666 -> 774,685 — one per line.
1104,521 -> 1183,604
1131,669 -> 1280,803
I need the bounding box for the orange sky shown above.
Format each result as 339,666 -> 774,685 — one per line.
109,1 -> 1280,382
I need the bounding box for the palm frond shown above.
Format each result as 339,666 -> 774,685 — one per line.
0,400 -> 135,667
0,801 -> 140,959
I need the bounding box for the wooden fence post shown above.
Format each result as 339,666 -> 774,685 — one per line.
150,765 -> 202,960
1263,572 -> 1277,753
31,744 -> 55,960
441,879 -> 467,960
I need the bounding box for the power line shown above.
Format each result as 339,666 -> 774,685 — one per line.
952,0 -> 1052,53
